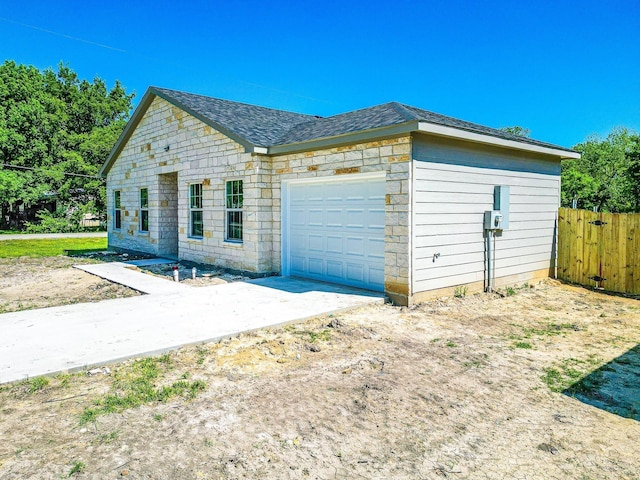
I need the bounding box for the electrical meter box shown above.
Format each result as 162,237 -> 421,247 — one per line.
493,185 -> 510,229
484,210 -> 504,230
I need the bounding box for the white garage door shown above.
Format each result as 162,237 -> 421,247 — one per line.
286,175 -> 385,291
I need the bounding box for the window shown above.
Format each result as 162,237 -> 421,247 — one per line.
225,180 -> 243,242
114,191 -> 121,229
189,183 -> 203,237
139,188 -> 149,232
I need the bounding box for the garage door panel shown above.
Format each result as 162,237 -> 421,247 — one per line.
367,238 -> 385,258
326,261 -> 343,278
286,176 -> 385,291
308,234 -> 324,252
326,235 -> 343,254
308,258 -> 324,275
346,263 -> 365,282
326,209 -> 343,226
346,237 -> 365,256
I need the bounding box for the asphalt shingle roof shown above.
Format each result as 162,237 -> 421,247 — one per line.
152,87 -> 573,152
153,87 -> 316,147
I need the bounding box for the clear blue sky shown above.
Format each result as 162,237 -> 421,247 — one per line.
1,0 -> 638,148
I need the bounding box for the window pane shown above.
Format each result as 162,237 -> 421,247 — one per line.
140,188 -> 148,208
191,210 -> 203,237
114,191 -> 121,209
226,211 -> 242,240
140,210 -> 149,232
115,210 -> 121,229
190,184 -> 202,209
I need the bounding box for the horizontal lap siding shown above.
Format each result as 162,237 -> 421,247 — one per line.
411,134 -> 561,294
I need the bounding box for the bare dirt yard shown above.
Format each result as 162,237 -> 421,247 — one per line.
0,256 -> 639,479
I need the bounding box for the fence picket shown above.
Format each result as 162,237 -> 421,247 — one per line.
557,208 -> 640,295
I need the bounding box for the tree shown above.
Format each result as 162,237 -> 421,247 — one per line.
500,126 -> 531,138
561,128 -> 638,212
0,60 -> 133,230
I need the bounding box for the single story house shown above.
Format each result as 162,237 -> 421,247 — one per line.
100,87 -> 579,305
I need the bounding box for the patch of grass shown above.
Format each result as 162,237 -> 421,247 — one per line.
513,341 -> 533,349
292,329 -> 331,343
0,229 -> 20,234
153,413 -> 164,421
27,376 -> 49,393
542,356 -> 603,393
453,286 -> 468,298
505,287 -> 516,297
0,237 -> 107,258
196,345 -> 208,365
68,461 -> 85,476
80,354 -> 206,424
445,341 -> 457,348
512,322 -> 578,339
96,431 -> 119,444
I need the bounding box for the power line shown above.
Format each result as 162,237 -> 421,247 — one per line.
1,163 -> 103,180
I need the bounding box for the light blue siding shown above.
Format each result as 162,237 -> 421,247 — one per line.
412,134 -> 561,293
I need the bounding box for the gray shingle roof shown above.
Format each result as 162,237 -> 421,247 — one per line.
153,88 -> 574,153
152,87 -> 316,147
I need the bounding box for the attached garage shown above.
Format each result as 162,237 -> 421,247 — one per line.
282,174 -> 386,291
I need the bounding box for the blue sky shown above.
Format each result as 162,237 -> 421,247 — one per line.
0,0 -> 638,148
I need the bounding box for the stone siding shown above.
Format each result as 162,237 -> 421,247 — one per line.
270,137 -> 413,304
106,97 -> 268,272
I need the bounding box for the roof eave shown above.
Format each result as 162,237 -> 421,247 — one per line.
417,121 -> 580,159
99,87 -> 261,177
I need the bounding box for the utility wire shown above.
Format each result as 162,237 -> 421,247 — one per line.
1,163 -> 103,180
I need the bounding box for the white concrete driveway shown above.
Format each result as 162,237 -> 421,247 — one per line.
0,274 -> 383,384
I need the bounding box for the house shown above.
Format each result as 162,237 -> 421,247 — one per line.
100,87 -> 579,305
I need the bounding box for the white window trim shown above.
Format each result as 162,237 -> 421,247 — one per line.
139,187 -> 149,233
188,183 -> 203,238
225,179 -> 243,243
113,190 -> 122,230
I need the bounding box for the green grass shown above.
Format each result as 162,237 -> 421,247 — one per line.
26,376 -> 49,393
0,229 -> 20,235
513,341 -> 533,349
453,286 -> 468,298
0,237 -> 107,258
68,461 -> 85,476
80,354 -> 206,424
290,328 -> 331,343
542,356 -> 604,393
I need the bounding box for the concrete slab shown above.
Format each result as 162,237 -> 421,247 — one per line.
0,277 -> 384,384
75,262 -> 190,295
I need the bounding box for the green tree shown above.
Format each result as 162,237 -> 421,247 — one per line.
561,128 -> 638,212
0,60 -> 133,230
500,126 -> 531,137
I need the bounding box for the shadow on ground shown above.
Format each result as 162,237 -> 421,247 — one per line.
564,344 -> 640,421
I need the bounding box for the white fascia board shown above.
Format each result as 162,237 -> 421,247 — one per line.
417,121 -> 580,159
250,146 -> 269,154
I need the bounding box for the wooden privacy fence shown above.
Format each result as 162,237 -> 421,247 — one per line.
558,207 -> 640,295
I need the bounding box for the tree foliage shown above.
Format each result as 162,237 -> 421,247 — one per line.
0,60 -> 133,229
561,128 -> 640,212
500,126 -> 531,138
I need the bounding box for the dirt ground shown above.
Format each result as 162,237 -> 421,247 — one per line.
0,257 -> 139,313
0,258 -> 639,479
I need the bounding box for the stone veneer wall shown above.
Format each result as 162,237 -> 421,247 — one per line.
106,97 -> 268,272
270,136 -> 412,304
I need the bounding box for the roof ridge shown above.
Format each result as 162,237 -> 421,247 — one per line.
151,86 -> 317,119
388,102 -> 421,121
